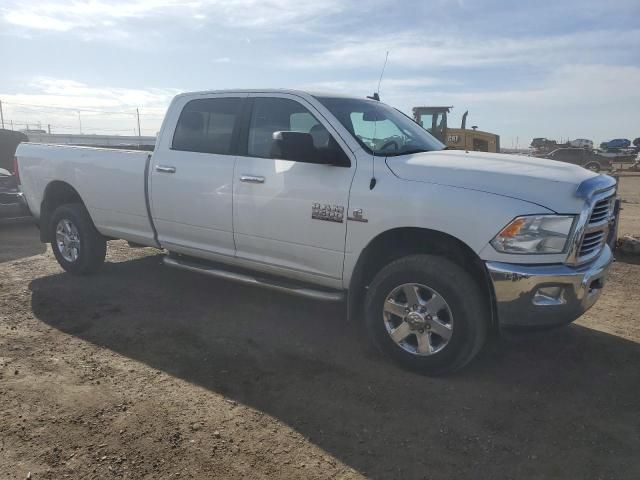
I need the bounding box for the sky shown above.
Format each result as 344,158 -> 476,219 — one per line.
0,0 -> 639,147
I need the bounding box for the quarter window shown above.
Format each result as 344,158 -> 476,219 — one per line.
172,97 -> 242,154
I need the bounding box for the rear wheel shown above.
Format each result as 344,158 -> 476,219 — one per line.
364,254 -> 488,375
50,203 -> 106,274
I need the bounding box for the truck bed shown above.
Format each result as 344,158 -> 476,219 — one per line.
16,143 -> 157,246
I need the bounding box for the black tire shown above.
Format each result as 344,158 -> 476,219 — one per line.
50,203 -> 106,275
584,162 -> 600,172
364,254 -> 488,375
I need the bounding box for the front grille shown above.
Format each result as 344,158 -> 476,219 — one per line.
579,230 -> 606,257
589,197 -> 613,224
576,194 -> 614,262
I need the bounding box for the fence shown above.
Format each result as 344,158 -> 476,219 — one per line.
0,99 -> 166,137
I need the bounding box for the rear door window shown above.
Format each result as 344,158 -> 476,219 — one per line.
172,97 -> 242,155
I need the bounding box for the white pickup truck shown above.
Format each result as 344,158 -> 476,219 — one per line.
15,90 -> 618,374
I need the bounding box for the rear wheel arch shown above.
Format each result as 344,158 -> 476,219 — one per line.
347,227 -> 496,326
40,181 -> 85,242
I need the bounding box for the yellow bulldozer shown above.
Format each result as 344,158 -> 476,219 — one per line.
412,106 -> 500,153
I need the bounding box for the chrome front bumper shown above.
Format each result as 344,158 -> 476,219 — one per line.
486,245 -> 613,329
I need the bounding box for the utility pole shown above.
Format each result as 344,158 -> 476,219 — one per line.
48,124 -> 51,134
0,99 -> 4,129
78,111 -> 82,134
136,108 -> 141,137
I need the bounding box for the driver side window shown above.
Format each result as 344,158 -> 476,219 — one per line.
247,97 -> 349,166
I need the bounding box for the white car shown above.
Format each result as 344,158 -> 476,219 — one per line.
15,90 -> 618,374
569,138 -> 594,149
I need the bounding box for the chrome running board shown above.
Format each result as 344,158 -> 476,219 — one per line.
163,256 -> 345,302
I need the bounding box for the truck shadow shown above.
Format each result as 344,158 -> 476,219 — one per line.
0,222 -> 45,263
29,254 -> 640,479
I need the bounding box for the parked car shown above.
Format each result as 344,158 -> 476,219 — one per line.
530,137 -> 558,153
569,138 -> 593,149
544,147 -> 611,172
0,129 -> 30,219
15,89 -> 618,374
0,129 -> 28,171
603,139 -> 631,150
0,167 -> 29,219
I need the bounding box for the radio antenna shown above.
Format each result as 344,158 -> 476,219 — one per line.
369,51 -> 389,190
377,51 -> 389,98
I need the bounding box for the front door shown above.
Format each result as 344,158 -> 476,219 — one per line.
232,94 -> 356,286
150,94 -> 245,258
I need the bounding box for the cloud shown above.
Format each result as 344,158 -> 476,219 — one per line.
426,64 -> 640,110
1,0 -> 346,33
300,77 -> 459,97
2,0 -> 637,144
4,11 -> 75,31
287,29 -> 640,69
379,65 -> 640,144
1,77 -> 178,135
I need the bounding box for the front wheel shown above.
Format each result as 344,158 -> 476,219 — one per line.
364,255 -> 488,375
50,203 -> 107,275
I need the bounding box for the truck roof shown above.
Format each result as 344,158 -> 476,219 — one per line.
173,89 -> 367,101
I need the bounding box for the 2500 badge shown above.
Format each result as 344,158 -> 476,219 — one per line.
312,203 -> 344,223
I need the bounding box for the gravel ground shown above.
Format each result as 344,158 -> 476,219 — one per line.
1,177 -> 639,480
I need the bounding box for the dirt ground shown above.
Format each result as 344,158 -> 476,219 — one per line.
1,177 -> 639,480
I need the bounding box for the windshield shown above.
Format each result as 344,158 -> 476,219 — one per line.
316,96 -> 445,156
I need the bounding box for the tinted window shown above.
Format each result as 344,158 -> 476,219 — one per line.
172,97 -> 242,154
247,97 -> 348,165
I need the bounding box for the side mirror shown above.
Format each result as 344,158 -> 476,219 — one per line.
271,131 -> 317,162
271,131 -> 350,167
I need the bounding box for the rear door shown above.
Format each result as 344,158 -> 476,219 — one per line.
150,93 -> 246,258
232,94 -> 356,287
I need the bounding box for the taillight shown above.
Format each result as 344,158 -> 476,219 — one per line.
13,156 -> 20,184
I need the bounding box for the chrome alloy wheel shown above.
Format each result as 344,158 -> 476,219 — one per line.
55,218 -> 81,262
383,283 -> 454,356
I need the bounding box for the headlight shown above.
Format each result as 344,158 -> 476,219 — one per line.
491,215 -> 575,254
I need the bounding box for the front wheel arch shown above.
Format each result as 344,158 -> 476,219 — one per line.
347,227 -> 496,327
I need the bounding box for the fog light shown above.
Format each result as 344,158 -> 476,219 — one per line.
533,286 -> 566,306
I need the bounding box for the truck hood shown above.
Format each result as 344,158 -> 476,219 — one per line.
385,150 -> 598,213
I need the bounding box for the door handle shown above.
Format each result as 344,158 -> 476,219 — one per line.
240,175 -> 265,184
156,165 -> 176,173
